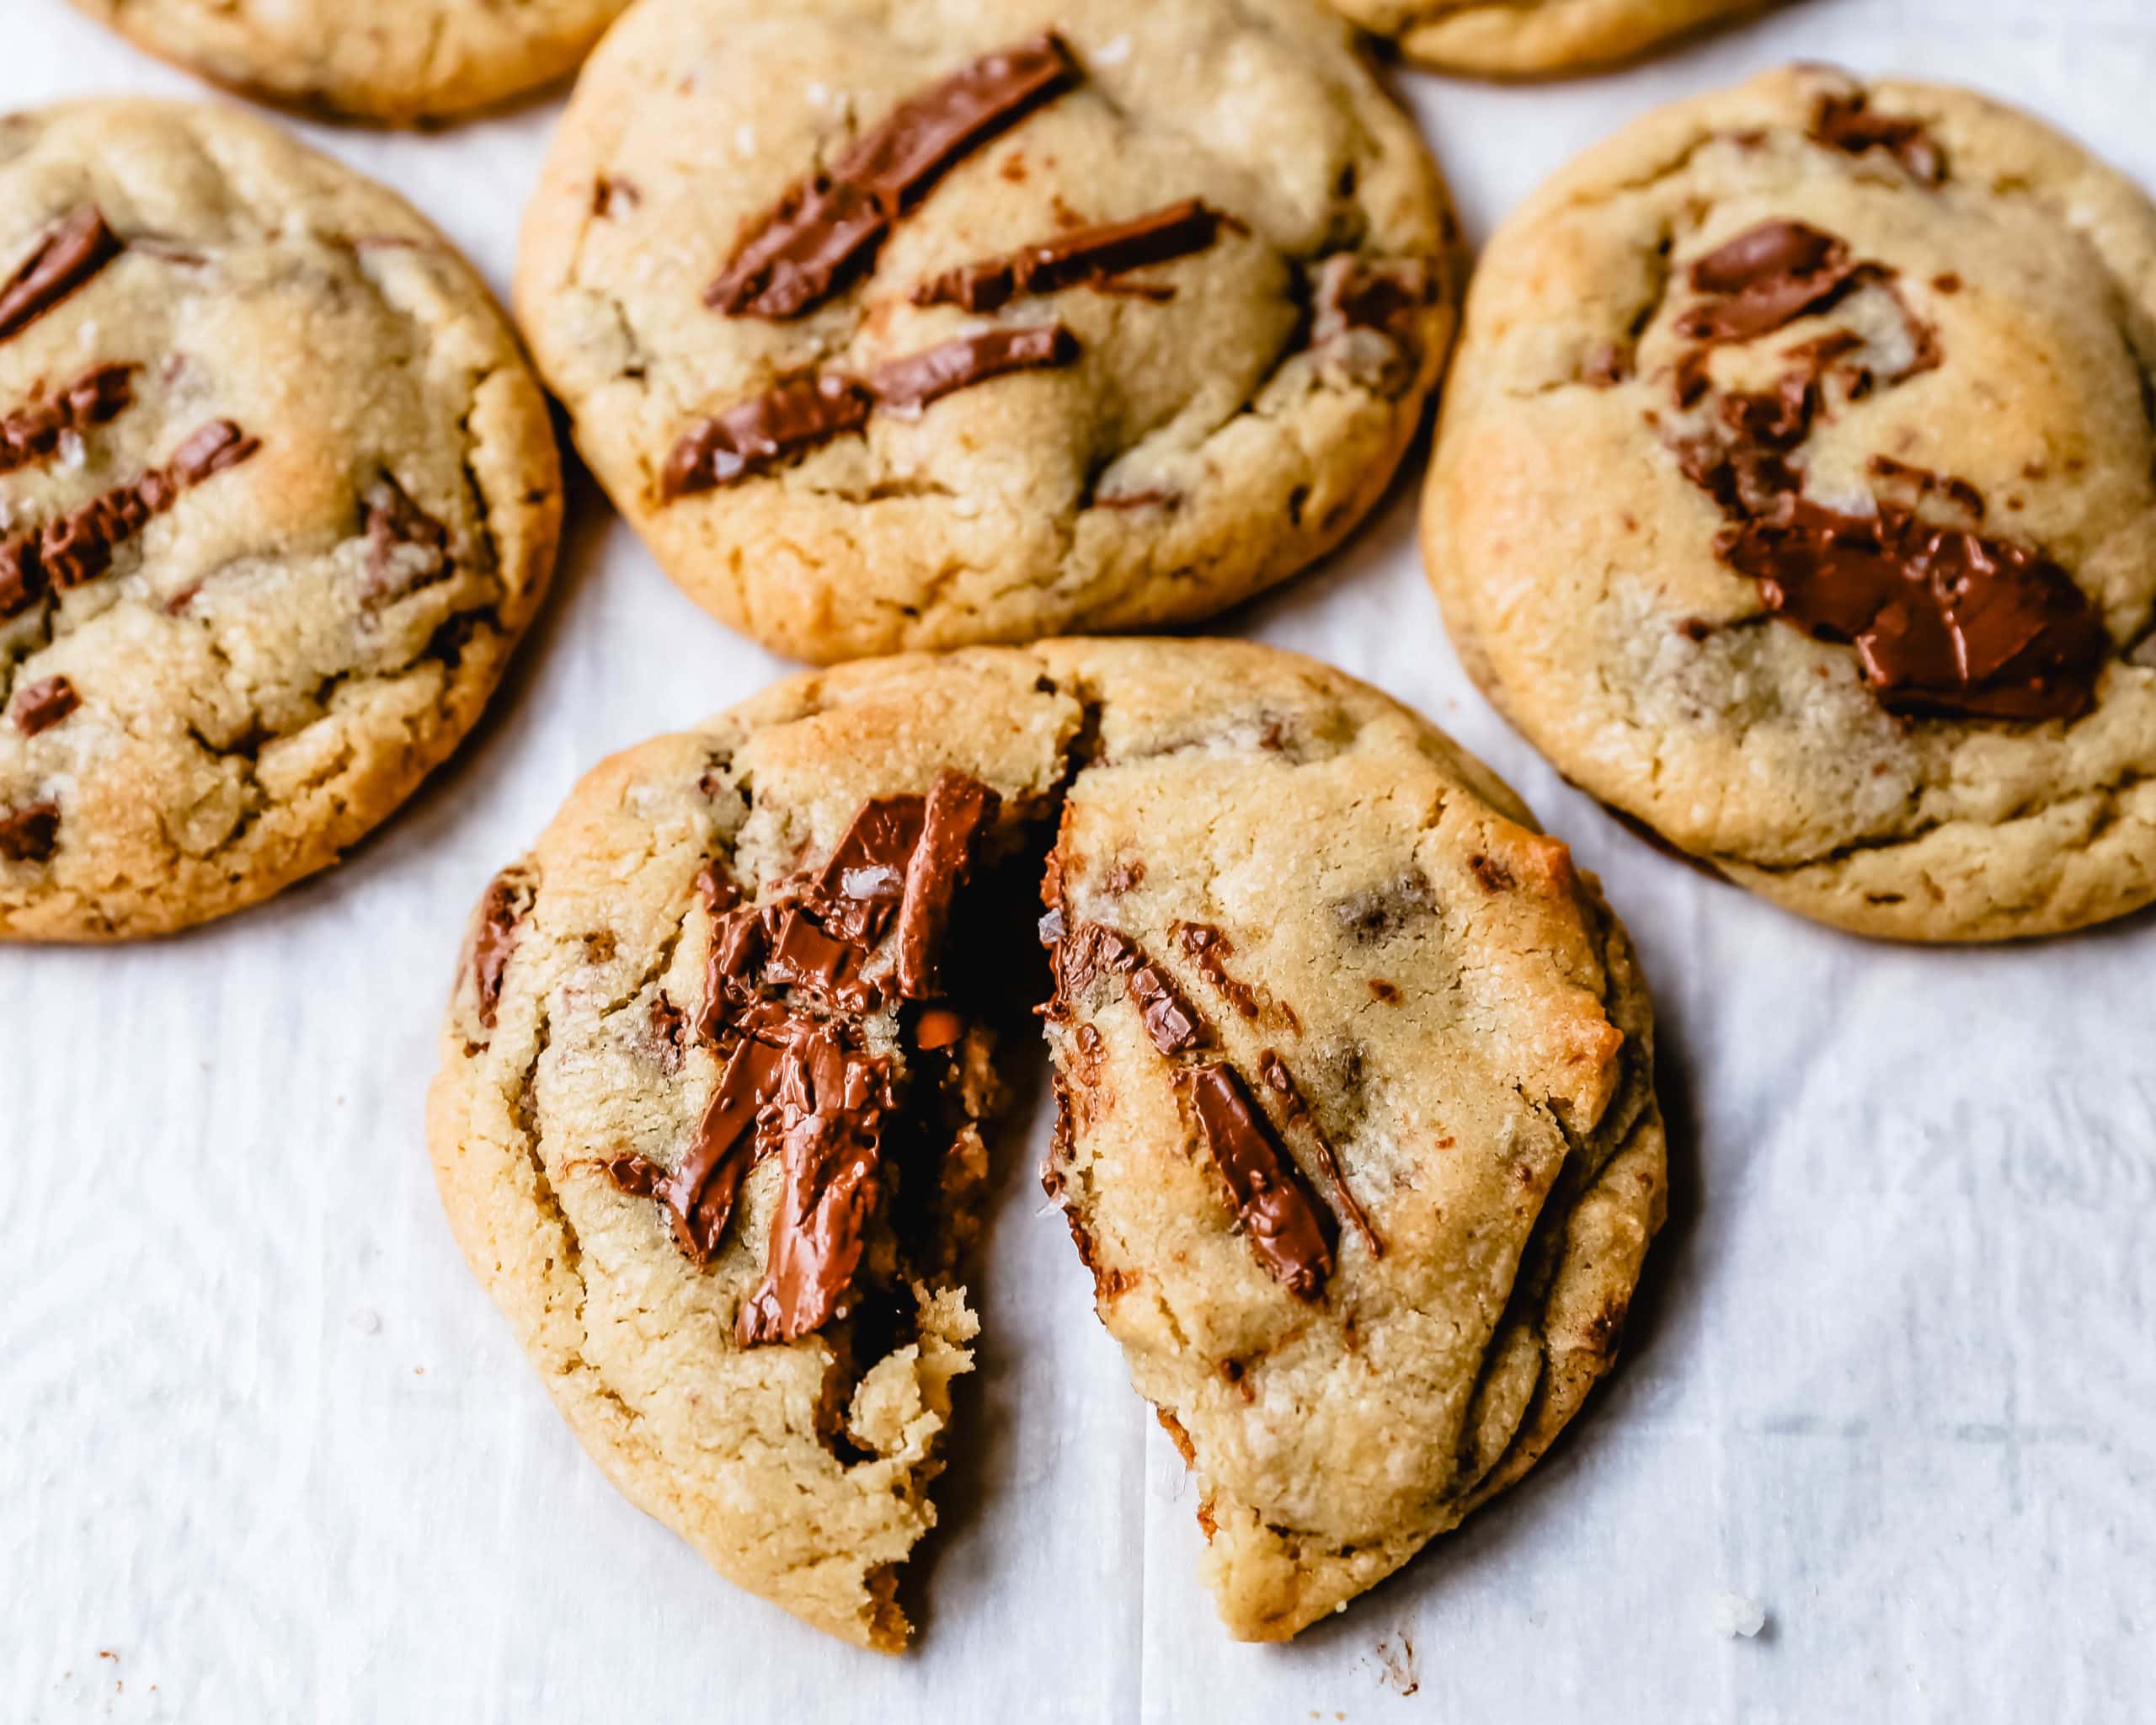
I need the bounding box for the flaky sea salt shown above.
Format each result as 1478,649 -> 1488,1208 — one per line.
1708,1591 -> 1768,1639
1096,34 -> 1132,66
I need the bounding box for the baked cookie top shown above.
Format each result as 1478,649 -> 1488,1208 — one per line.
0,100 -> 559,940
1330,0 -> 1771,76
67,0 -> 633,126
1426,67 -> 2156,941
427,638 -> 1663,1648
516,0 -> 1458,665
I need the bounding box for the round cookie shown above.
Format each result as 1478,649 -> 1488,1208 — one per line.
515,0 -> 1459,665
0,100 -> 560,940
67,0 -> 633,126
427,639 -> 1664,1647
1330,0 -> 1773,77
1426,67 -> 2156,941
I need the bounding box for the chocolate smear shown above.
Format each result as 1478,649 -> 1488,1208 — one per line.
0,798 -> 60,862
910,198 -> 1226,312
707,33 -> 1080,318
1174,921 -> 1261,1020
1181,1062 -> 1333,1300
0,209 -> 122,344
12,674 -> 80,736
0,362 -> 135,476
1812,90 -> 1946,185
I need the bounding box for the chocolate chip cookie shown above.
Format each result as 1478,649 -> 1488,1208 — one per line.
67,0 -> 632,125
427,639 -> 1663,1646
515,0 -> 1458,664
1330,0 -> 1772,76
0,100 -> 560,940
1426,67 -> 2156,940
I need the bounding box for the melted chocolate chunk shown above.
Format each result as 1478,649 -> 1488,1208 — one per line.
1310,254 -> 1439,395
1174,922 -> 1260,1020
910,198 -> 1226,312
1811,90 -> 1946,185
362,474 -> 452,603
12,674 -> 79,736
1054,921 -> 1212,1055
1181,1062 -> 1333,1300
12,419 -> 259,598
1676,222 -> 1867,345
707,33 -> 1080,318
1257,1049 -> 1380,1258
0,362 -> 135,476
663,326 -> 1076,498
0,210 -> 122,344
895,769 -> 999,998
0,798 -> 60,862
471,868 -> 532,1029
607,1031 -> 790,1261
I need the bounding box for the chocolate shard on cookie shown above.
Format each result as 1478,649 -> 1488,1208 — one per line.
518,0 -> 1459,663
431,642 -> 1664,1648
1428,67 -> 2156,940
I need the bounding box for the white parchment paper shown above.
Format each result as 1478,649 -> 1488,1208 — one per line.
5,2 -> 2155,1718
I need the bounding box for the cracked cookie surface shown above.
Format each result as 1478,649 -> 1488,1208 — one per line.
427,638 -> 1663,1647
1425,67 -> 2156,940
67,0 -> 632,125
1328,0 -> 1772,76
0,99 -> 560,940
515,0 -> 1459,665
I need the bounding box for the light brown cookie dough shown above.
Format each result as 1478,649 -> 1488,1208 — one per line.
1425,66 -> 2156,941
1331,0 -> 1774,77
427,639 -> 1664,1647
0,99 -> 559,940
66,0 -> 633,126
515,0 -> 1458,665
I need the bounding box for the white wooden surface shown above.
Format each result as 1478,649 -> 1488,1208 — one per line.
4,2 -> 2154,1719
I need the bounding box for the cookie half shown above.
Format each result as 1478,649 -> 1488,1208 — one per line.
1426,67 -> 2156,941
1331,0 -> 1773,76
427,639 -> 1663,1646
67,0 -> 632,125
515,0 -> 1458,664
0,100 -> 560,940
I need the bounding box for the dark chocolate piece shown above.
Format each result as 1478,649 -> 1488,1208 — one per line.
0,209 -> 122,344
362,474 -> 452,603
910,199 -> 1225,312
471,868 -> 531,1029
707,33 -> 1081,318
0,362 -> 135,477
1310,254 -> 1439,394
1181,1062 -> 1333,1300
894,769 -> 998,998
1257,1049 -> 1380,1258
661,326 -> 1075,499
606,1032 -> 790,1261
660,373 -> 873,499
31,419 -> 258,593
1677,222 -> 1865,345
813,793 -> 926,948
1812,91 -> 1945,185
0,798 -> 60,862
1174,921 -> 1260,1021
12,674 -> 80,736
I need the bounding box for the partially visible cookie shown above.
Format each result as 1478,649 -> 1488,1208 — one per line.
66,0 -> 632,125
427,639 -> 1663,1647
516,0 -> 1458,664
1332,0 -> 1773,76
1426,67 -> 2156,940
0,100 -> 559,940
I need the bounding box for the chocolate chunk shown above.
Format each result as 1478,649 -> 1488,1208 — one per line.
471,867 -> 532,1028
661,326 -> 1076,499
1812,91 -> 1946,185
361,473 -> 452,603
1127,956 -> 1208,1055
911,198 -> 1226,312
12,675 -> 80,736
0,533 -> 42,620
164,419 -> 257,484
736,1024 -> 894,1344
0,209 -> 122,344
1257,1049 -> 1380,1258
895,769 -> 999,998
1719,497 -> 2107,719
29,418 -> 259,593
661,373 -> 875,499
1181,1062 -> 1333,1300
0,798 -> 61,862
1677,222 -> 1866,344
1050,920 -> 1210,1053
694,859 -> 739,914
763,904 -> 882,1010
607,1031 -> 791,1261
0,362 -> 136,477
915,1006 -> 965,1050
812,793 -> 926,948
707,33 -> 1081,318
867,323 -> 1078,413
1174,921 -> 1260,1020
1311,254 -> 1439,395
